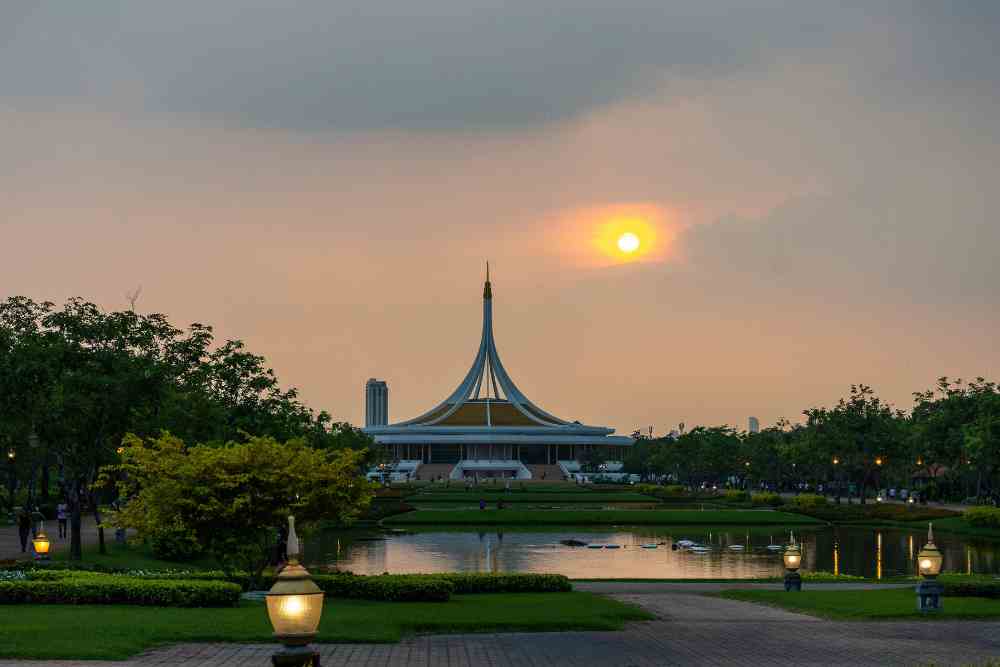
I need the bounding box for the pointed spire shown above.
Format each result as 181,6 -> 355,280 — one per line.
483,260 -> 492,300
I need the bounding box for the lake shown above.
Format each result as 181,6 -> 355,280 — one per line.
303,525 -> 1000,579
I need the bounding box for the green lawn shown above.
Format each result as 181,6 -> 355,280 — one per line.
385,509 -> 822,526
718,587 -> 1000,620
0,592 -> 651,660
408,492 -> 656,503
50,540 -> 217,571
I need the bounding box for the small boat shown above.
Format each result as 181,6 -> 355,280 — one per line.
604,544 -> 622,549
676,539 -> 697,548
766,544 -> 784,551
640,543 -> 658,549
688,545 -> 712,554
560,539 -> 588,547
587,544 -> 605,549
727,544 -> 746,551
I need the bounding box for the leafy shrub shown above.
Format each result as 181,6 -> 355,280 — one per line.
801,571 -> 865,581
0,577 -> 240,607
941,581 -> 1000,598
313,574 -> 453,602
964,506 -> 1000,528
790,494 -> 828,510
436,573 -> 571,594
751,492 -> 783,507
723,490 -> 750,503
150,523 -> 204,562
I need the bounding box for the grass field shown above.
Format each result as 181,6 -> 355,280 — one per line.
384,509 -> 823,526
49,540 -> 217,571
0,592 -> 652,660
408,492 -> 656,504
718,587 -> 1000,620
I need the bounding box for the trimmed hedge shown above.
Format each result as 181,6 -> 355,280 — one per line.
436,573 -> 571,594
312,574 -> 453,602
0,577 -> 240,607
942,581 -> 1000,598
722,490 -> 750,503
965,506 -> 1000,528
789,494 -> 828,510
751,492 -> 783,507
17,569 -> 571,602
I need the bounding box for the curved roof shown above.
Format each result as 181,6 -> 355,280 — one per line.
394,267 -> 574,429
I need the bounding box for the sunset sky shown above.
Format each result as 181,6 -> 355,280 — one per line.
2,3 -> 998,435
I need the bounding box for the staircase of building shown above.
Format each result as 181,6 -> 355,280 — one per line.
416,463 -> 455,481
526,464 -> 566,481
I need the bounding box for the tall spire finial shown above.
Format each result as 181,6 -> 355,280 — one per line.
483,261 -> 492,299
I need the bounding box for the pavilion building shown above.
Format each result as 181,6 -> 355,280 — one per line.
363,268 -> 634,481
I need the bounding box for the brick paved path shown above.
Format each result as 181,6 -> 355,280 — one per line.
1,590 -> 998,666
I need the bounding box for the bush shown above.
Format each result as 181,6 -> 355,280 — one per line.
722,490 -> 750,503
751,492 -> 783,507
942,581 -> 1000,598
150,524 -> 204,562
313,574 -> 453,602
790,494 -> 828,510
436,573 -> 572,594
0,577 -> 240,607
964,506 -> 1000,528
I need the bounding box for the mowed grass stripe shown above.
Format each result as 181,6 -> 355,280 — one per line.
0,593 -> 652,660
408,492 -> 656,503
384,509 -> 823,525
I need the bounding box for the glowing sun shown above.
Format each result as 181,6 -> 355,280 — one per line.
617,232 -> 640,254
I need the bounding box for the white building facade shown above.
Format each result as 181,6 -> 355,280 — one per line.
363,269 -> 633,480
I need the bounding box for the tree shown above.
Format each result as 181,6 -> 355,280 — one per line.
803,385 -> 905,503
102,433 -> 373,585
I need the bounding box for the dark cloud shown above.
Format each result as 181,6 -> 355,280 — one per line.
1,1 -> 907,131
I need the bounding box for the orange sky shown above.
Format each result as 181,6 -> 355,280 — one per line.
2,3 -> 999,435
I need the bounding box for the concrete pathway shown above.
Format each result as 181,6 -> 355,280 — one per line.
1,588 -> 998,666
0,516 -> 103,561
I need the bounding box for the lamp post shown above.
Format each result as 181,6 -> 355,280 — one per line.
266,516 -> 323,666
32,520 -> 51,560
783,532 -> 802,592
915,523 -> 943,613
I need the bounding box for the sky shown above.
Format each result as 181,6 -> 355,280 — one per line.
2,2 -> 999,435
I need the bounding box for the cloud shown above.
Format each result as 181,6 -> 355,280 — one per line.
1,1 -> 911,131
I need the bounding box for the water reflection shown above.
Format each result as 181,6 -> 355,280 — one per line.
303,525 -> 1000,579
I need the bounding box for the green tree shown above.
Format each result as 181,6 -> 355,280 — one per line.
103,433 -> 373,585
803,385 -> 905,503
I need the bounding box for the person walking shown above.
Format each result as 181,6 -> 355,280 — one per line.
57,502 -> 68,539
16,507 -> 32,553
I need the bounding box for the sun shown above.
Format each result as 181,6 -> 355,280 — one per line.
617,232 -> 640,254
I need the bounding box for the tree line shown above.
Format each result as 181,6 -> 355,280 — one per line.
0,296 -> 375,559
625,381 -> 1000,504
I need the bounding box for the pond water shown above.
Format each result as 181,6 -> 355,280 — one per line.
303,525 -> 1000,580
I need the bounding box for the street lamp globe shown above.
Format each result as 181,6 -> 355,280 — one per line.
266,516 -> 323,665
783,532 -> 802,592
915,523 -> 944,613
32,522 -> 51,560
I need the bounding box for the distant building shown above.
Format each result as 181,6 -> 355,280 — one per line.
365,378 -> 389,427
362,269 -> 633,479
748,416 -> 760,434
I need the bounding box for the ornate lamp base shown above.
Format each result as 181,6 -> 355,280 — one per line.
916,580 -> 943,613
784,571 -> 802,592
272,646 -> 321,667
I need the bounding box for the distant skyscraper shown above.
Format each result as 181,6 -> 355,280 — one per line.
365,378 -> 388,427
748,416 -> 760,434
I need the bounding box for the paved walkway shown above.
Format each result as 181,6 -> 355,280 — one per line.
0,516 -> 103,561
1,587 -> 998,666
